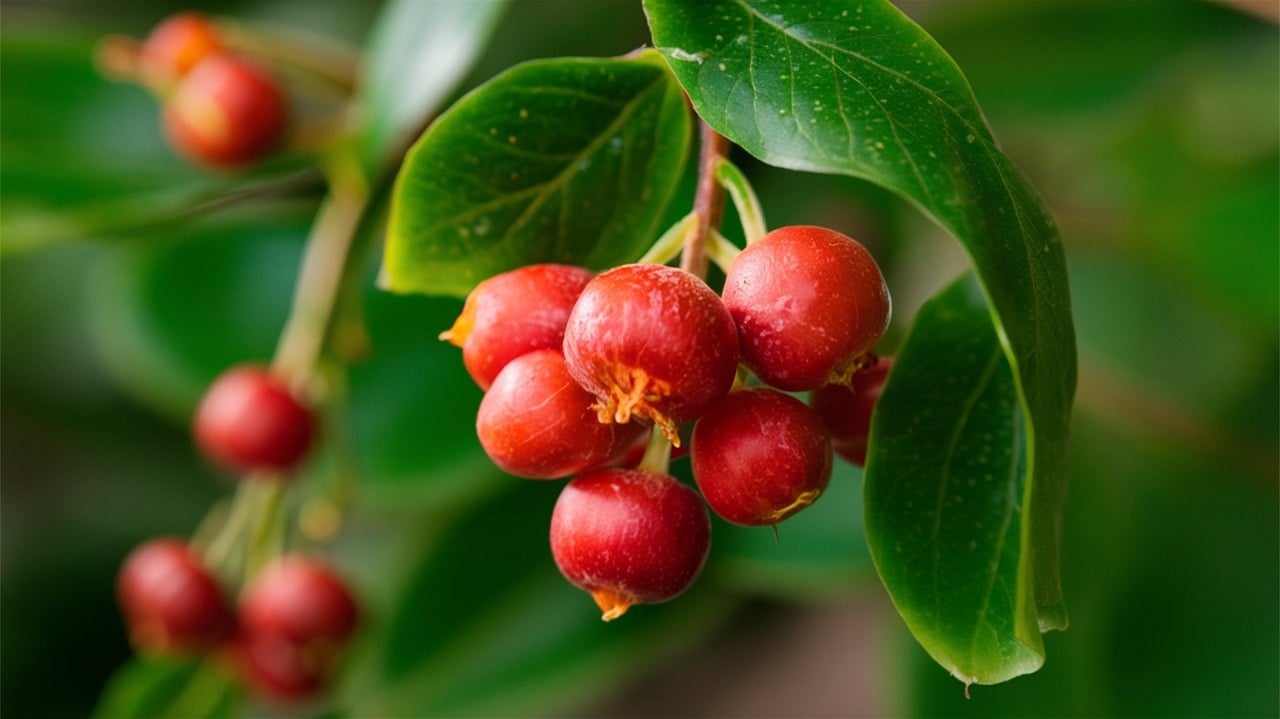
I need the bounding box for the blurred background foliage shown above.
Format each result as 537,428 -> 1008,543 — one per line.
1,1 -> 1276,717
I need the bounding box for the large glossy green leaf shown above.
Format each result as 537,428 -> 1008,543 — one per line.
356,0 -> 508,171
383,50 -> 692,296
645,0 -> 1075,671
93,658 -> 241,719
864,274 -> 1039,685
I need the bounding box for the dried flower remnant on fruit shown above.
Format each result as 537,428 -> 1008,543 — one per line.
550,468 -> 711,620
563,264 -> 738,445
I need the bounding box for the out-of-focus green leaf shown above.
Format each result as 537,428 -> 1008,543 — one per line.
357,0 -> 508,171
345,287 -> 497,508
86,214 -> 307,421
347,481 -> 736,717
646,0 -> 1075,680
713,458 -> 872,599
93,658 -> 242,719
383,50 -> 692,296
865,274 -> 1041,685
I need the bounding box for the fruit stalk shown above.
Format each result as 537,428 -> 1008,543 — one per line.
681,122 -> 730,280
203,154 -> 370,579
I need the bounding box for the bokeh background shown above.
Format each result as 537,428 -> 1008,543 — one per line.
2,1 -> 1276,717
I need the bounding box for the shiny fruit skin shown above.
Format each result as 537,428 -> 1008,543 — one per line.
476,349 -> 646,479
116,539 -> 234,654
237,557 -> 359,701
550,468 -> 711,620
722,226 -> 890,391
441,264 -> 593,390
193,365 -> 313,474
691,388 -> 833,526
810,355 -> 892,466
138,12 -> 222,90
563,264 -> 738,445
162,54 -> 287,168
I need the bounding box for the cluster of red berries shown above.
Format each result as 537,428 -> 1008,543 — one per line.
444,225 -> 893,620
117,366 -> 359,702
117,540 -> 357,701
104,13 -> 288,168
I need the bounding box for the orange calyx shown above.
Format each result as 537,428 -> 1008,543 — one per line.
591,587 -> 635,622
438,295 -> 478,347
826,351 -> 877,389
762,488 -> 824,525
591,364 -> 679,445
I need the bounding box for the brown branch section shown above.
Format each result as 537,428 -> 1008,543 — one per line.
681,122 -> 731,280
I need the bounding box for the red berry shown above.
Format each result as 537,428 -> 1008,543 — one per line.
691,388 -> 832,526
137,12 -> 223,91
441,264 -> 593,390
550,468 -> 711,621
563,264 -> 738,445
116,539 -> 234,655
476,350 -> 646,479
722,226 -> 890,391
193,365 -> 313,474
162,54 -> 287,168
237,557 -> 359,701
810,355 -> 892,467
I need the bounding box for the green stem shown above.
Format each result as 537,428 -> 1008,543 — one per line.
637,426 -> 673,476
200,153 -> 370,583
714,158 -> 767,244
704,229 -> 743,275
639,212 -> 697,265
217,19 -> 361,94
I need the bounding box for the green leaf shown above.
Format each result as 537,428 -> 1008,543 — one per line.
357,0 -> 508,171
383,50 -> 692,296
864,274 -> 1040,685
94,658 -> 242,719
87,215 -> 307,421
645,0 -> 1076,672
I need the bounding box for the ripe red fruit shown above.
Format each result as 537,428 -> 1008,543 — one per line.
810,355 -> 893,467
116,538 -> 234,654
193,365 -> 313,474
162,54 -> 287,168
137,12 -> 223,90
237,557 -> 359,701
550,468 -> 711,621
722,226 -> 890,391
476,349 -> 646,479
441,264 -> 593,390
563,264 -> 738,445
691,388 -> 833,526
